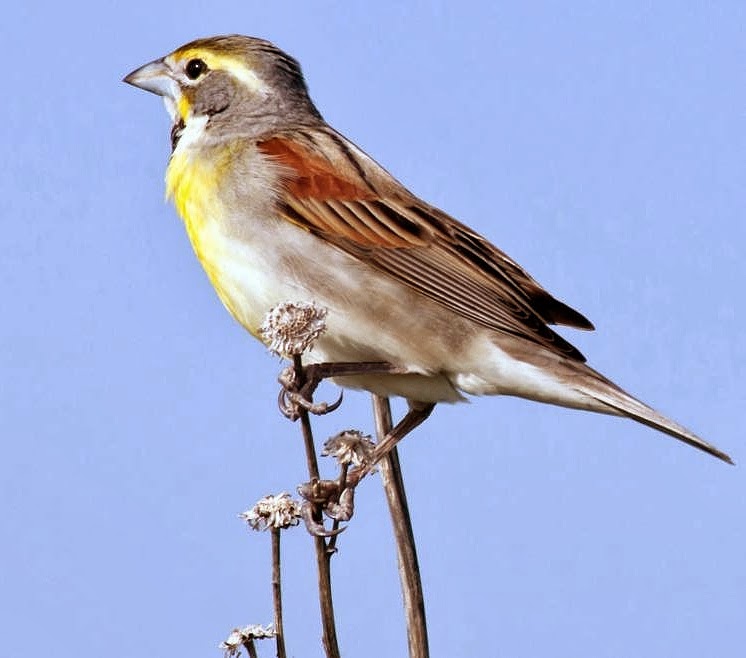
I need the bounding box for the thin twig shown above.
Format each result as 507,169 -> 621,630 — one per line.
271,529 -> 287,658
243,639 -> 259,658
294,355 -> 321,481
293,355 -> 341,658
373,395 -> 430,658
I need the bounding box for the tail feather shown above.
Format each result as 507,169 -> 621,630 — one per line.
577,372 -> 733,464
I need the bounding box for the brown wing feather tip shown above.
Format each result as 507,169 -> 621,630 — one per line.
553,306 -> 594,330
530,292 -> 595,330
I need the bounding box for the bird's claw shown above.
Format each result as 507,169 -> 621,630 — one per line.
323,486 -> 354,522
277,366 -> 343,420
300,502 -> 346,537
298,478 -> 355,535
278,389 -> 343,420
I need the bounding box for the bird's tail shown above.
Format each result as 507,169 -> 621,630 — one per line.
575,367 -> 733,464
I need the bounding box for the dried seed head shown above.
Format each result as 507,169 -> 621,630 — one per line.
240,493 -> 302,531
259,301 -> 327,357
322,430 -> 376,467
220,625 -> 275,655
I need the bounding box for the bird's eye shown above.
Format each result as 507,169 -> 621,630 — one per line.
185,58 -> 207,80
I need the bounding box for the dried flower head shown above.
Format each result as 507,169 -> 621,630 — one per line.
220,625 -> 275,656
322,430 -> 376,467
259,301 -> 327,357
240,493 -> 302,531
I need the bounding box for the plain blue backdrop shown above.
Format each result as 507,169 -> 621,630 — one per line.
1,3 -> 744,657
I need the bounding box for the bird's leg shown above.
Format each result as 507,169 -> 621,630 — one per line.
297,400 -> 433,535
371,400 -> 436,465
347,401 -> 436,486
304,361 -> 408,382
278,361 -> 405,420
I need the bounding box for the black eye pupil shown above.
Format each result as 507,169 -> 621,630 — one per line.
185,59 -> 206,80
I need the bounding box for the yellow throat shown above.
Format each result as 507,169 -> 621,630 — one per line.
165,132 -> 242,320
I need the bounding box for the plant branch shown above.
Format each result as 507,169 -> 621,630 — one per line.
294,355 -> 321,481
271,529 -> 287,658
372,394 -> 430,658
292,354 -> 341,658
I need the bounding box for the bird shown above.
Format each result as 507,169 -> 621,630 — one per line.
123,34 -> 731,464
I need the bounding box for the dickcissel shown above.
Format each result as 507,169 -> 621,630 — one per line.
124,35 -> 731,464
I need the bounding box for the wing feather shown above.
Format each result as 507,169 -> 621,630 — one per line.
259,129 -> 593,362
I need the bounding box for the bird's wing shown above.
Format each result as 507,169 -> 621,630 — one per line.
258,128 -> 594,362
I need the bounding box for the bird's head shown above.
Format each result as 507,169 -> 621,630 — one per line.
123,35 -> 321,146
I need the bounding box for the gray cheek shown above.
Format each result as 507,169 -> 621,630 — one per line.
194,78 -> 235,116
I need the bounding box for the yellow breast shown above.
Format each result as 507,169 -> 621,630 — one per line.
165,146 -> 242,318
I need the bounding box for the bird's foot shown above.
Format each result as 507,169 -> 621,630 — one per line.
297,477 -> 355,536
277,365 -> 344,420
277,360 -> 403,421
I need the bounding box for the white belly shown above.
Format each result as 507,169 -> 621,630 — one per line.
189,207 -> 600,409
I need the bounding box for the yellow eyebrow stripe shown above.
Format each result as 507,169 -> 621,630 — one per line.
175,50 -> 266,92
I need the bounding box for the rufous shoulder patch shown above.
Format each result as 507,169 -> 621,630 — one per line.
259,136 -> 373,201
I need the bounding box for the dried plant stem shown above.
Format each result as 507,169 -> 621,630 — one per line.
372,394 -> 430,658
312,534 -> 339,658
243,640 -> 259,658
292,355 -> 341,658
294,355 -> 321,481
271,529 -> 287,658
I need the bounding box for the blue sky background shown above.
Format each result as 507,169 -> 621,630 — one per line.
2,2 -> 744,657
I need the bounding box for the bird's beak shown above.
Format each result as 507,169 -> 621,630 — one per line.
123,59 -> 176,99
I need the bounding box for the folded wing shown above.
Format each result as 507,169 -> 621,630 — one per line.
259,128 -> 594,362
